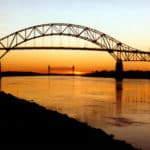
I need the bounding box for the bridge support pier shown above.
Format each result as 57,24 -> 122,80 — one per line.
115,59 -> 123,79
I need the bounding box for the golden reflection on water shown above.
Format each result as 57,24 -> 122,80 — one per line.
1,76 -> 150,150
115,80 -> 123,116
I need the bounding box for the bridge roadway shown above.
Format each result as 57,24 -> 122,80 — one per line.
0,46 -> 149,53
1,46 -> 149,62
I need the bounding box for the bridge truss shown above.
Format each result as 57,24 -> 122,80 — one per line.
0,23 -> 150,61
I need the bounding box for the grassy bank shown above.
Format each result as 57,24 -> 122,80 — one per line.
0,91 -> 138,149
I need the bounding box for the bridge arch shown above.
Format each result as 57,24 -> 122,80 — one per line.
0,23 -> 136,52
0,23 -> 149,62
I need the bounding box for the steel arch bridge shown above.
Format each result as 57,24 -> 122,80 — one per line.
0,23 -> 150,74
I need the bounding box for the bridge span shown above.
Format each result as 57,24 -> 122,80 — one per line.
0,46 -> 149,61
0,23 -> 150,78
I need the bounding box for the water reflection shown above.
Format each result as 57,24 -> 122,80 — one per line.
115,79 -> 123,115
1,76 -> 150,150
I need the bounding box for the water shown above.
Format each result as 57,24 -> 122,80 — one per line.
1,76 -> 150,149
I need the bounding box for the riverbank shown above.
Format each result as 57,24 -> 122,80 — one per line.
1,70 -> 150,79
83,71 -> 150,79
0,91 -> 138,149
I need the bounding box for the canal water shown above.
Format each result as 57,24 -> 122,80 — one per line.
1,76 -> 150,149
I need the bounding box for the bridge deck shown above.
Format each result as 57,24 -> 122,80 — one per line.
0,46 -> 150,54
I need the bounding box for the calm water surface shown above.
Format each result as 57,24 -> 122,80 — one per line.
1,76 -> 150,149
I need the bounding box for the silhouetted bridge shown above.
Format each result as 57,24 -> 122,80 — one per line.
0,23 -> 150,77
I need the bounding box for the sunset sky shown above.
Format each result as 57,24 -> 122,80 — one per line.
0,0 -> 150,73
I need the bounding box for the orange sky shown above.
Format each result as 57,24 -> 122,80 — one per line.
1,49 -> 150,74
0,36 -> 149,73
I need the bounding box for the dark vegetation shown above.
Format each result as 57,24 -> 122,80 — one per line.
0,91 -> 138,149
1,71 -> 150,79
83,70 -> 150,79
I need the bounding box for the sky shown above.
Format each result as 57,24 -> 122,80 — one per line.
0,0 -> 150,73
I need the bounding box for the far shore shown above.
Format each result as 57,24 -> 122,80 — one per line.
0,91 -> 139,149
0,70 -> 150,79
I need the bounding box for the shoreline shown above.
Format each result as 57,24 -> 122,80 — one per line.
0,71 -> 150,79
0,91 -> 138,149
